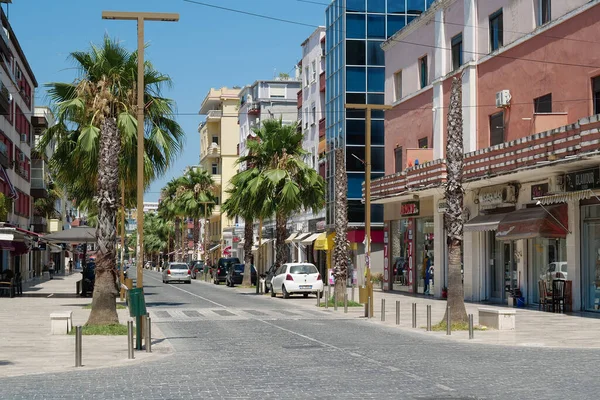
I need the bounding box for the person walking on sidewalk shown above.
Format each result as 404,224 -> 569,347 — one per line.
48,260 -> 55,279
423,253 -> 432,294
68,258 -> 73,274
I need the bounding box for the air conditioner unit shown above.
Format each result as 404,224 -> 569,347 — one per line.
496,90 -> 512,108
20,134 -> 27,143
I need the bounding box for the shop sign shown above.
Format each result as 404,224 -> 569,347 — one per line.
565,168 -> 600,192
478,185 -> 516,208
437,199 -> 448,213
316,220 -> 326,231
401,201 -> 420,216
530,183 -> 549,200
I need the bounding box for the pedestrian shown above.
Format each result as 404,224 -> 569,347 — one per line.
422,253 -> 431,294
68,258 -> 73,274
48,260 -> 55,279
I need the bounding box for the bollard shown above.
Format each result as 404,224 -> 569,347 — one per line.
325,287 -> 329,309
334,288 -> 338,311
412,303 -> 417,328
317,290 -> 321,307
446,305 -> 451,336
145,315 -> 152,353
344,293 -> 348,314
351,284 -> 355,302
469,314 -> 474,340
127,320 -> 134,359
381,299 -> 385,321
368,296 -> 372,318
426,305 -> 432,331
75,325 -> 82,367
395,301 -> 400,325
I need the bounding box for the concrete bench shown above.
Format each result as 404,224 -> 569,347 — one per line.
50,311 -> 73,335
478,308 -> 516,330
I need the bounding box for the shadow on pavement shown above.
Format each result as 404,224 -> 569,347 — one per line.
145,302 -> 187,307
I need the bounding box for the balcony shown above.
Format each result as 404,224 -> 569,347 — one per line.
212,174 -> 222,187
30,159 -> 48,198
32,115 -> 48,128
248,102 -> 260,115
320,72 -> 325,93
0,143 -> 9,169
211,204 -> 221,217
32,215 -> 47,234
297,90 -> 302,109
406,148 -> 434,168
0,80 -> 9,116
17,165 -> 28,180
0,26 -> 9,59
319,118 -> 326,139
207,109 -> 222,121
207,142 -> 220,157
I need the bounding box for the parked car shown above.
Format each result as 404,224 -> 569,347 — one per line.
213,257 -> 240,285
226,263 -> 257,287
540,261 -> 568,284
162,262 -> 192,284
264,264 -> 278,293
190,261 -> 205,279
270,263 -> 324,299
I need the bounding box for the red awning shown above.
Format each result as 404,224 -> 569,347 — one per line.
0,240 -> 15,251
11,241 -> 30,255
347,230 -> 384,244
496,204 -> 568,241
0,165 -> 18,199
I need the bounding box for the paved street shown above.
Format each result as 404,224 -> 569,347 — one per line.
1,269 -> 599,399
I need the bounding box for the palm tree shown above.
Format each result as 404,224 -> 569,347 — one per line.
332,148 -> 349,302
158,178 -> 186,262
33,182 -> 64,221
41,37 -> 184,325
239,119 -> 325,269
443,77 -> 468,324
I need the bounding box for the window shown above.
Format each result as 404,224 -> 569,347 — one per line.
490,111 -> 505,146
367,41 -> 384,65
212,135 -> 219,145
451,33 -> 463,70
346,67 -> 366,92
394,146 -> 403,173
211,163 -> 218,175
367,15 -> 385,39
539,0 -> 551,25
347,14 -> 366,39
367,67 -> 384,92
346,40 -> 366,65
304,108 -> 309,128
367,0 -> 385,13
393,70 -> 402,101
311,60 -> 317,82
534,93 -> 552,113
419,56 -> 428,89
418,137 -> 428,148
387,15 -> 406,37
311,103 -> 316,125
593,76 -> 600,115
489,9 -> 503,52
269,84 -> 286,98
305,68 -> 309,87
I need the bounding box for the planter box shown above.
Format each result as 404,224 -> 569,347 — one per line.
478,307 -> 516,330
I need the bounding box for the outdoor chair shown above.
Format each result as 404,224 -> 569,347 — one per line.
538,280 -> 551,311
552,280 -> 566,313
563,280 -> 573,313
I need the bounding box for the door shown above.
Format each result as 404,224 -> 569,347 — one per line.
582,220 -> 600,311
503,242 -> 517,298
489,231 -> 503,301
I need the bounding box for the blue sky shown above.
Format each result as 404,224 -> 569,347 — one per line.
6,0 -> 326,201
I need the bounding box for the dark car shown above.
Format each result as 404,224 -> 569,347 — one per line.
213,257 -> 240,284
226,264 -> 257,287
190,261 -> 204,279
264,264 -> 278,293
80,262 -> 95,297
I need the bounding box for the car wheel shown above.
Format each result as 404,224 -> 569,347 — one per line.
303,293 -> 308,298
270,287 -> 276,297
282,285 -> 290,299
319,290 -> 324,299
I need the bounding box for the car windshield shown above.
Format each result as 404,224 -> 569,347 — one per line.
289,265 -> 318,275
170,264 -> 188,270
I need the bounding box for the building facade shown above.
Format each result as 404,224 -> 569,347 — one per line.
373,0 -> 600,312
198,87 -> 241,264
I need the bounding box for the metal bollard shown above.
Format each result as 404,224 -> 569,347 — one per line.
317,290 -> 321,307
75,325 -> 82,367
368,296 -> 372,318
325,287 -> 329,309
344,293 -> 348,313
127,320 -> 134,359
381,299 -> 385,321
412,303 -> 417,328
395,301 -> 400,325
469,314 -> 474,339
145,315 -> 152,353
446,305 -> 451,336
426,305 -> 432,331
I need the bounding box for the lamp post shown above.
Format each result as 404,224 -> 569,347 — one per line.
102,11 -> 179,289
198,201 -> 214,268
344,103 -> 391,315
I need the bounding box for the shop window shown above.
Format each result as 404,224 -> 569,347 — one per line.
346,40 -> 366,66
489,111 -> 505,146
489,9 -> 503,52
539,0 -> 551,26
394,146 -> 403,173
534,93 -> 552,113
593,76 -> 600,115
367,41 -> 384,66
418,137 -> 428,149
393,70 -> 402,101
451,33 -> 463,70
419,55 -> 428,89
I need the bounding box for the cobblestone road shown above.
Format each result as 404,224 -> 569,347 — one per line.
1,270 -> 599,399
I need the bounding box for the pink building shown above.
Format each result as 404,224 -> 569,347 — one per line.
375,0 -> 600,313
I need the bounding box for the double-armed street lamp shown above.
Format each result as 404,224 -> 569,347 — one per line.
102,11 -> 179,289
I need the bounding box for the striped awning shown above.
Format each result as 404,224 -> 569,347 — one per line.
534,189 -> 595,205
464,213 -> 508,232
292,233 -> 312,243
284,232 -> 297,243
300,233 -> 321,245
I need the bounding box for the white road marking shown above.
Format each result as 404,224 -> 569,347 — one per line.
145,274 -> 228,309
435,384 -> 455,391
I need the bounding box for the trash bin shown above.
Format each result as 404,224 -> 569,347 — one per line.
516,296 -> 525,308
128,288 -> 147,317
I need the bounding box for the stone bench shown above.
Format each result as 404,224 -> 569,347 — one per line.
478,308 -> 516,330
50,311 -> 73,335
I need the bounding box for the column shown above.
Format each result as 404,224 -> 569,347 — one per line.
567,200 -> 581,311
432,8 -> 446,160
433,194 -> 445,298
462,191 -> 481,301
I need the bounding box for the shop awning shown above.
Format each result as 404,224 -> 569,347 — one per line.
209,244 -> 221,252
534,189 -> 596,205
285,232 -> 298,243
314,232 -> 334,251
464,213 -> 508,232
292,233 -> 312,243
496,204 -> 568,241
0,240 -> 15,251
11,241 -> 30,255
300,233 -> 321,245
49,243 -> 63,253
0,165 -> 18,199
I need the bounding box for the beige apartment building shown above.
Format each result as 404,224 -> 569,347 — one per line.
198,87 -> 241,262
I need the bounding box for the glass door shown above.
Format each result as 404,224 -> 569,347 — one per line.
489,232 -> 503,301
582,219 -> 600,311
504,241 -> 517,298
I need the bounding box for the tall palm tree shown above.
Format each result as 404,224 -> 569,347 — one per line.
239,119 -> 325,269
159,178 -> 186,262
41,37 -> 184,325
444,77 -> 468,324
332,147 -> 349,302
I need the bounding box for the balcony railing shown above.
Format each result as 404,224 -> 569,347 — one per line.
297,90 -> 302,108
212,174 -> 222,186
319,72 -> 325,93
207,109 -> 222,120
17,165 -> 28,180
248,102 -> 260,115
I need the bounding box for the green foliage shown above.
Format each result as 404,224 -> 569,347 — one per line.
70,324 -> 128,335
319,298 -> 362,308
0,193 -> 10,221
83,303 -> 126,309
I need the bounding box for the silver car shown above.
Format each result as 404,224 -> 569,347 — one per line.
162,262 -> 192,284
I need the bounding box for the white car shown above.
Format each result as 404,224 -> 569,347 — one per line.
162,262 -> 192,284
270,263 -> 324,299
540,262 -> 568,283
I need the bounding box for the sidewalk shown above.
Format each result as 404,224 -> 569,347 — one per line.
0,273 -> 172,378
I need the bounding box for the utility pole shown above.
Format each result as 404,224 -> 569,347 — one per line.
344,103 -> 391,316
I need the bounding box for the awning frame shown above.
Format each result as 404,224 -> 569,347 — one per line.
463,213 -> 508,232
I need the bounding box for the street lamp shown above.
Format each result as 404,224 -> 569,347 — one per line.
102,11 -> 179,289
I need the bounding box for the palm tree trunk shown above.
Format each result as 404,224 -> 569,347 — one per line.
275,211 -> 287,268
333,147 -> 349,303
193,218 -> 200,260
242,218 -> 253,286
443,77 -> 468,324
174,218 -> 181,262
87,117 -> 120,326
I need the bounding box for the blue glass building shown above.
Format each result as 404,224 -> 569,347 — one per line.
325,0 -> 432,227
